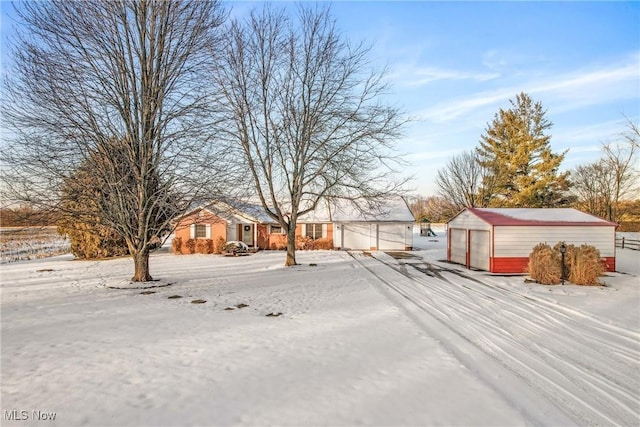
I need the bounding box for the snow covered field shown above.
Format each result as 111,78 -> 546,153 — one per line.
1,230 -> 639,426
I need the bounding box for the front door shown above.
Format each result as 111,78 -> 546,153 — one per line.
240,224 -> 253,246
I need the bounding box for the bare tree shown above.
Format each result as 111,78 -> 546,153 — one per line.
408,195 -> 458,223
215,5 -> 407,266
572,116 -> 639,222
2,1 -> 230,281
571,161 -> 612,220
434,150 -> 493,210
601,117 -> 640,220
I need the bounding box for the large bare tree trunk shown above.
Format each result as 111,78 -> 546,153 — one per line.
285,226 -> 297,266
132,249 -> 153,282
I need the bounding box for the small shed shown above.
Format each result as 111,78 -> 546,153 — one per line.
447,208 -> 617,273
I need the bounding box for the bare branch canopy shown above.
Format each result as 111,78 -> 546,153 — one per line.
214,4 -> 408,266
2,0 -> 230,281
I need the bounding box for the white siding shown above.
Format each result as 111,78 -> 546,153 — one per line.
226,224 -> 237,242
469,230 -> 490,270
493,226 -> 616,257
405,223 -> 413,248
378,223 -> 408,250
448,210 -> 491,231
450,228 -> 467,265
334,223 -> 342,248
341,223 -> 374,250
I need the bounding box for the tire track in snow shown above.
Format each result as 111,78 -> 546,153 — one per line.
350,251 -> 640,426
397,255 -> 640,425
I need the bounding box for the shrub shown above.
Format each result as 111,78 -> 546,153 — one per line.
569,244 -> 604,286
527,243 -> 561,285
307,238 -> 334,250
213,236 -> 226,254
295,235 -> 313,250
528,242 -> 604,286
184,238 -> 196,254
269,235 -> 287,250
195,239 -> 213,254
58,219 -> 129,259
172,236 -> 183,254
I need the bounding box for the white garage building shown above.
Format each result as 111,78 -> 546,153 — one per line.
326,197 -> 415,251
447,208 -> 617,273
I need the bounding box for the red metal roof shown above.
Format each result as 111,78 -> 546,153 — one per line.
466,208 -> 617,227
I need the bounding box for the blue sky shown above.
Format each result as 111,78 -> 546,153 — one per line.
2,1 -> 638,196
321,1 -> 640,195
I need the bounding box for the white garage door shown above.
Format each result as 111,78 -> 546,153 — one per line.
342,223 -> 373,250
450,228 -> 467,266
378,224 -> 407,250
469,230 -> 490,271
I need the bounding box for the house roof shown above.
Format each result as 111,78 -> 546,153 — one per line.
460,208 -> 617,227
176,196 -> 415,224
328,197 -> 415,223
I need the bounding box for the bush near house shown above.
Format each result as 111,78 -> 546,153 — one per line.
306,237 -> 333,250
184,238 -> 196,254
195,239 -> 214,254
269,237 -> 334,250
527,242 -> 604,286
172,236 -> 183,254
213,236 -> 226,254
295,236 -> 333,250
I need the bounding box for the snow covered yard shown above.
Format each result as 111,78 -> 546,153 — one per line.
1,232 -> 639,426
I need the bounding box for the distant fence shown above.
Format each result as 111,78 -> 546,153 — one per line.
616,236 -> 640,251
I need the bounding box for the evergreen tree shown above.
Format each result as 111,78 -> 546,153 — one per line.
57,142 -> 131,259
477,92 -> 570,207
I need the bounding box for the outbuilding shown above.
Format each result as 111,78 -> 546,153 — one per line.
447,208 -> 617,273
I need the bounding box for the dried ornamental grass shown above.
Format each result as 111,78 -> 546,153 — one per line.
570,244 -> 604,286
529,242 -> 605,286
527,243 -> 562,285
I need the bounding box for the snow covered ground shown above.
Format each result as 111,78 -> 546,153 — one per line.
1,229 -> 638,426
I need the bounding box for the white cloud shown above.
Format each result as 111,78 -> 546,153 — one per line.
554,119 -> 626,147
389,64 -> 500,88
417,52 -> 640,123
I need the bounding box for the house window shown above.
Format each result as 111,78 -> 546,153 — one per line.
306,223 -> 323,240
194,224 -> 207,238
270,225 -> 284,234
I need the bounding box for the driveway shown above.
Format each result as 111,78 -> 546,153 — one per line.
351,250 -> 640,426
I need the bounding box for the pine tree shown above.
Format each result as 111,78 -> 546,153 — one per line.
57,147 -> 130,259
477,92 -> 570,207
